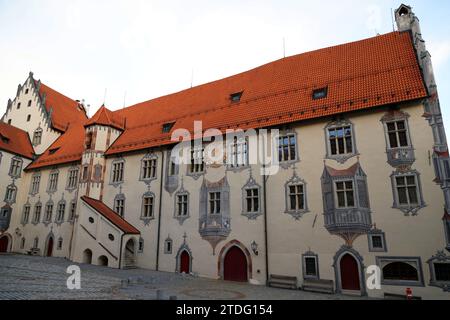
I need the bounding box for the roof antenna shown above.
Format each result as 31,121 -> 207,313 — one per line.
283,37 -> 286,58
123,91 -> 127,109
103,88 -> 107,105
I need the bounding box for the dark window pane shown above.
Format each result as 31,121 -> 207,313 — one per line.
290,186 -> 296,194
290,195 -> 296,210
247,199 -> 252,212
337,192 -> 346,207
345,137 -> 353,153
387,123 -> 396,132
338,138 -> 345,154
396,121 -> 405,130
298,195 -> 304,209
398,131 -> 408,147
345,181 -> 353,190
289,145 -> 296,160
346,191 -> 355,207
371,236 -> 383,248
434,263 -> 450,281
330,139 -> 337,155
408,187 -> 418,204
406,176 -> 415,185
396,177 -> 406,186
389,132 -> 398,148
336,182 -> 344,190
305,257 -> 317,276
253,199 -> 259,212
398,187 -> 408,205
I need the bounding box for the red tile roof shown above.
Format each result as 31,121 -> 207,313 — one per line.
105,31 -> 427,155
37,82 -> 88,132
81,196 -> 140,235
0,122 -> 34,159
26,120 -> 86,170
85,105 -> 125,130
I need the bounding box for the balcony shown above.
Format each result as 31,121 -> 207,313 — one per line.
199,214 -> 231,238
386,147 -> 415,168
324,208 -> 372,235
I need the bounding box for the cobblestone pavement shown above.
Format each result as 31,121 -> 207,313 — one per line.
0,254 -> 367,300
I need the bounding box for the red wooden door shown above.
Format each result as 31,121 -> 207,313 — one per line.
180,251 -> 190,274
340,254 -> 360,291
46,238 -> 53,257
224,246 -> 248,282
0,236 -> 8,253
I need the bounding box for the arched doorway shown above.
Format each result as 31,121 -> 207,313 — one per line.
340,254 -> 361,291
98,255 -> 109,267
124,239 -> 136,268
180,251 -> 190,274
223,246 -> 248,282
46,237 -> 54,257
83,249 -> 92,264
0,235 -> 10,253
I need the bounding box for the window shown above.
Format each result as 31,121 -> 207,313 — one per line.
20,237 -> 26,249
142,195 -> 154,218
56,201 -> 66,223
57,238 -> 63,250
368,231 -> 387,252
33,237 -> 39,248
68,201 -> 76,222
49,148 -> 59,155
335,181 -> 355,208
48,171 -> 59,192
278,134 -> 297,162
28,100 -> 32,107
67,168 -> 79,189
93,164 -> 102,182
85,132 -> 93,150
7,119 -> 11,125
386,120 -> 410,148
395,175 -> 418,206
377,257 -> 423,286
303,254 -> 319,279
44,202 -> 53,223
244,188 -> 259,213
89,217 -> 94,224
165,238 -> 173,254
22,205 -> 31,224
30,173 -> 41,195
33,129 -> 42,146
114,197 -> 125,217
27,115 -> 31,122
209,192 -> 221,215
5,185 -> 17,203
17,102 -> 21,109
142,158 -> 157,180
312,87 -> 328,100
229,137 -> 249,168
434,263 -> 450,282
230,92 -> 243,103
189,145 -> 205,174
288,184 -> 305,211
328,126 -> 353,156
176,194 -> 189,217
162,122 -> 175,133
82,165 -> 89,182
111,161 -> 124,183
108,234 -> 115,241
9,158 -> 23,177
169,156 -> 177,176
33,204 -> 42,224
138,238 -> 144,252
25,89 -> 29,94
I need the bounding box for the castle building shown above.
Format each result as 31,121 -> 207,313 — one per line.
1,5 -> 449,299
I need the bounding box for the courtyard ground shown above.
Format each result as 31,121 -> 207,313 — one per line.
0,254 -> 367,300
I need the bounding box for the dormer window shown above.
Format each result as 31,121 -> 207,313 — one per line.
1,134 -> 9,144
162,122 -> 175,133
312,87 -> 328,100
230,92 -> 243,103
49,148 -> 60,155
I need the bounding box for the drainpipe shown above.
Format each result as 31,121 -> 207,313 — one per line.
119,234 -> 124,269
261,130 -> 270,285
155,150 -> 165,271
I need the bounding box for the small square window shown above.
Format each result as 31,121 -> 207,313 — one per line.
312,87 -> 328,100
368,232 -> 387,252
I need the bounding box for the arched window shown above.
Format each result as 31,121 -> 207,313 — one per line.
383,262 -> 419,281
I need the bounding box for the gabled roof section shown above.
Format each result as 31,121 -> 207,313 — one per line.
85,105 -> 125,130
36,81 -> 88,132
106,31 -> 427,156
26,120 -> 86,170
0,122 -> 34,159
81,196 -> 140,235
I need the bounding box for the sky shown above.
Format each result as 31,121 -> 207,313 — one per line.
0,0 -> 449,130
